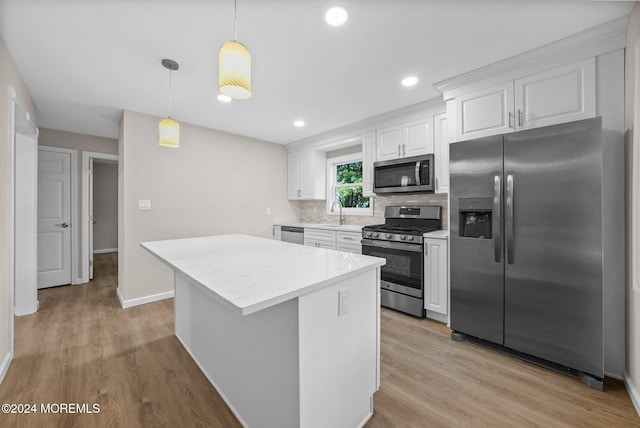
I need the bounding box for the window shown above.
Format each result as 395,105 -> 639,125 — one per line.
326,153 -> 372,216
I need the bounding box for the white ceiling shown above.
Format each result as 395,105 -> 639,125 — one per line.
0,0 -> 635,145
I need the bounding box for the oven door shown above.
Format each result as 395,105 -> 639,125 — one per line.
361,238 -> 424,298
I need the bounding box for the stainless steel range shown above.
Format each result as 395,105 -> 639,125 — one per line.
361,206 -> 442,318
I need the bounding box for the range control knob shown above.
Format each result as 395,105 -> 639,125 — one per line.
365,231 -> 372,238
373,233 -> 379,238
407,236 -> 414,241
399,235 -> 406,241
385,233 -> 392,239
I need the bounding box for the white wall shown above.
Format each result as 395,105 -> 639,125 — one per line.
93,161 -> 118,252
118,110 -> 299,304
0,34 -> 38,376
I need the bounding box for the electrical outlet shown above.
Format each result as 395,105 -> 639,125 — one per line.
138,200 -> 151,210
266,207 -> 271,215
338,290 -> 350,317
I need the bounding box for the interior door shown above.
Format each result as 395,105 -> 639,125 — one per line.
38,149 -> 72,288
503,118 -> 603,376
449,135 -> 505,344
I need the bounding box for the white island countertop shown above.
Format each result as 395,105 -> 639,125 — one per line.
141,234 -> 385,316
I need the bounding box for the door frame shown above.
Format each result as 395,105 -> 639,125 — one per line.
7,86 -> 38,369
81,151 -> 119,283
38,146 -> 78,286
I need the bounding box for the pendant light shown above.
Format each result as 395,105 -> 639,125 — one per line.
159,59 -> 180,148
219,0 -> 251,99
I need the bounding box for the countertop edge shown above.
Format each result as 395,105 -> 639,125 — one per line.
140,238 -> 385,316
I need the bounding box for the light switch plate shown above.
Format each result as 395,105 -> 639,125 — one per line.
338,290 -> 350,317
138,200 -> 151,210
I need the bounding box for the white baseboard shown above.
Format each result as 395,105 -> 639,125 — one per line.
116,288 -> 174,309
0,352 -> 12,384
93,248 -> 117,254
624,369 -> 640,417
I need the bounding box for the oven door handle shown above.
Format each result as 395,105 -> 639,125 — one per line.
361,238 -> 423,253
415,161 -> 421,185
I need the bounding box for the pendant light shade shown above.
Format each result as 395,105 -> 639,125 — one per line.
219,41 -> 251,99
159,117 -> 180,148
159,58 -> 180,148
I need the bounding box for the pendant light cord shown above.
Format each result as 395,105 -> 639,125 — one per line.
168,69 -> 173,117
234,0 -> 238,41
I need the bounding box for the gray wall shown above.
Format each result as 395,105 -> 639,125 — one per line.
118,110 -> 300,303
93,161 -> 118,252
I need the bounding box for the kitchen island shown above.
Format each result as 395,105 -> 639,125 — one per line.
141,234 -> 385,428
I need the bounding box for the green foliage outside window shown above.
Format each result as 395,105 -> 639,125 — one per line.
335,162 -> 370,208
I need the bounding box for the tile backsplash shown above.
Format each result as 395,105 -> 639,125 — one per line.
299,193 -> 449,230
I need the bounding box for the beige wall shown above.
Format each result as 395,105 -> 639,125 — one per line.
39,128 -> 118,280
626,2 -> 640,408
118,110 -> 299,302
93,162 -> 118,251
0,35 -> 38,366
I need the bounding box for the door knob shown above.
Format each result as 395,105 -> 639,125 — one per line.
55,222 -> 69,228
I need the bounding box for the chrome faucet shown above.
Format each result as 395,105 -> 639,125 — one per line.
331,200 -> 345,225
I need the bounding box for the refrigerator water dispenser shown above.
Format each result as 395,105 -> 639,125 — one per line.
459,198 -> 492,239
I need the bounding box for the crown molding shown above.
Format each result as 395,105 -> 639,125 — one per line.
433,16 -> 629,98
287,97 -> 445,152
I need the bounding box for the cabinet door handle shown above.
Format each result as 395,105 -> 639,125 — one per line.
402,144 -> 406,156
297,189 -> 301,198
518,109 -> 523,127
397,145 -> 401,156
508,112 -> 514,128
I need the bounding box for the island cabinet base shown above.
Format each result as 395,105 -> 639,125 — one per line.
174,268 -> 380,428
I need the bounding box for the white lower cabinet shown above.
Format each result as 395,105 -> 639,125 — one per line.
304,229 -> 337,250
304,228 -> 362,253
424,236 -> 449,323
336,231 -> 362,254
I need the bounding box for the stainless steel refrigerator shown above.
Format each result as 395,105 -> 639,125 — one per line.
449,117 -> 610,389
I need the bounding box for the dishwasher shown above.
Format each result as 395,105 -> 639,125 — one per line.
280,226 -> 304,245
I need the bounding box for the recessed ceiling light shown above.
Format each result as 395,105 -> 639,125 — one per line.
401,76 -> 418,87
217,94 -> 232,102
325,7 -> 348,26
294,120 -> 305,127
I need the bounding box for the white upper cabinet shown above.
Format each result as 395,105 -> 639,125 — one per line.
403,118 -> 433,157
362,132 -> 376,197
376,117 -> 433,161
453,81 -> 514,141
288,149 -> 326,200
376,125 -> 403,160
433,113 -> 449,194
451,58 -> 596,142
514,58 -> 596,130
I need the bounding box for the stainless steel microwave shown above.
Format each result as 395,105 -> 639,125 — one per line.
373,154 -> 434,194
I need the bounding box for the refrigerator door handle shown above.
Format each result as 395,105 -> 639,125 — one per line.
506,174 -> 515,264
493,175 -> 502,263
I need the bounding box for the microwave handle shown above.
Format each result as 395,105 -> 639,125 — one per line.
415,161 -> 421,185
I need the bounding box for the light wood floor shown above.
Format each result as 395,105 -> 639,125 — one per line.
0,253 -> 638,427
